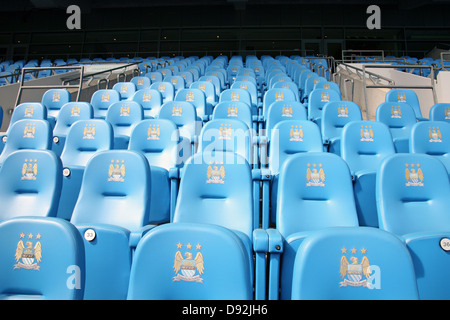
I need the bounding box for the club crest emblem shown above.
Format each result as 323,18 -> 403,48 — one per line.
321,92 -> 330,102
360,125 -> 374,142
445,107 -> 450,120
108,160 -> 126,182
227,105 -> 239,117
14,232 -> 42,270
397,93 -> 407,103
339,246 -> 371,288
275,92 -> 284,101
290,125 -> 303,141
219,124 -> 232,140
186,92 -> 195,102
23,123 -> 36,138
21,159 -> 38,180
429,127 -> 442,143
120,106 -> 130,117
338,105 -> 349,117
71,106 -> 81,117
52,93 -> 61,102
172,105 -> 183,117
120,85 -> 128,93
306,163 -> 325,187
391,105 -> 402,118
405,163 -> 424,187
173,242 -> 204,283
282,105 -> 293,117
206,161 -> 225,184
24,106 -> 34,117
83,124 -> 96,139
147,124 -> 160,140
230,93 -> 240,101
142,93 -> 152,102
101,93 -> 110,102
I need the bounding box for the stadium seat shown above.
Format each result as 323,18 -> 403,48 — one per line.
130,76 -> 151,91
272,81 -> 300,103
231,80 -> 260,113
212,101 -> 254,132
112,82 -> 136,101
57,119 -> 114,221
145,71 -> 163,84
429,103 -> 450,123
175,88 -> 208,121
164,75 -> 186,95
191,80 -> 218,111
321,101 -> 363,155
0,149 -> 62,221
409,120 -> 450,173
290,227 -> 419,300
127,223 -> 253,300
341,121 -> 395,227
377,153 -> 450,299
0,216 -> 85,300
262,88 -> 297,122
0,119 -> 52,166
131,88 -> 162,119
267,152 -> 359,299
70,150 -> 152,299
41,88 -> 72,122
385,88 -> 427,121
307,89 -> 341,128
52,102 -> 93,156
198,75 -> 221,98
220,88 -> 255,117
264,101 -> 307,135
262,120 -> 324,229
105,101 -> 143,149
128,119 -> 188,222
150,81 -> 175,103
90,89 -> 120,119
172,151 -> 266,299
376,102 -> 416,153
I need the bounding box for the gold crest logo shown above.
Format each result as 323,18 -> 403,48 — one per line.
227,105 -> 239,117
320,92 -> 330,102
405,163 -> 424,187
137,79 -> 144,85
14,232 -> 42,270
24,106 -> 34,117
230,93 -> 240,101
101,93 -> 110,102
339,246 -> 371,288
275,92 -> 284,101
120,106 -> 130,117
338,104 -> 349,117
429,127 -> 442,143
198,84 -> 206,91
108,160 -> 126,182
21,159 -> 38,180
206,161 -> 225,184
306,163 -> 325,187
290,125 -> 303,141
170,78 -> 178,85
151,74 -> 157,80
83,124 -> 96,140
172,105 -> 183,117
142,93 -> 152,102
23,123 -> 36,139
120,85 -> 128,93
219,124 -> 232,140
391,105 -> 402,118
52,92 -> 60,102
360,125 -> 374,142
173,242 -> 204,283
186,92 -> 195,102
445,107 -> 450,119
397,93 -> 407,103
158,85 -> 166,93
71,106 -> 81,117
282,105 -> 293,117
147,124 -> 161,140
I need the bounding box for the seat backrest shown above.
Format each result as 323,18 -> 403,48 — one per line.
10,103 -> 47,129
263,88 -> 297,120
269,120 -> 323,175
175,88 -> 207,118
150,81 -> 175,102
341,121 -> 395,174
60,119 -> 113,168
130,76 -> 151,91
158,101 -> 200,139
145,71 -> 163,84
128,119 -> 182,170
429,103 -> 450,123
105,101 -> 143,138
0,119 -> 52,165
265,101 -> 307,133
212,101 -> 253,130
321,101 -> 362,143
164,75 -> 185,94
131,88 -> 162,118
191,80 -> 217,104
41,89 -> 71,118
376,102 -> 416,140
198,119 -> 252,164
307,89 -> 341,121
179,71 -> 194,88
277,152 -> 359,239
231,81 -> 258,107
198,75 -> 221,97
385,88 -> 423,119
112,82 -> 136,100
173,152 -> 253,239
410,120 -> 450,160
127,222 -> 252,300
0,216 -> 85,300
377,153 -> 450,236
291,227 -> 419,300
53,102 -> 93,138
272,81 -> 300,102
0,150 -> 62,221
70,150 -> 151,231
219,88 -> 252,111
314,81 -> 341,97
90,89 -> 120,119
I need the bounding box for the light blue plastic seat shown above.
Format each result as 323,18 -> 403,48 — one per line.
105,101 -> 143,149
385,88 -> 427,121
131,88 -> 162,119
112,82 -> 136,101
90,89 -> 120,119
